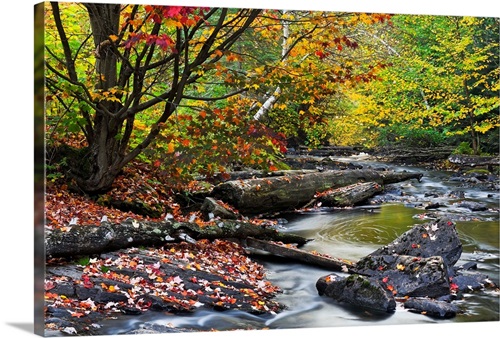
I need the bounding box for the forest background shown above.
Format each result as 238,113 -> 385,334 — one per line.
0,1 -> 498,338
38,0 -> 499,230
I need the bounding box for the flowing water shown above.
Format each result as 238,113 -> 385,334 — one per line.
103,160 -> 500,334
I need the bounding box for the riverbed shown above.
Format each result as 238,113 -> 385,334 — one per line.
100,161 -> 499,335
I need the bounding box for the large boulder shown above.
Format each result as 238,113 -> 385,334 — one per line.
367,218 -> 462,267
316,273 -> 396,313
353,255 -> 451,298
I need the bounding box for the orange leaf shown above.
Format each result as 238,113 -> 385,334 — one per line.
167,142 -> 175,154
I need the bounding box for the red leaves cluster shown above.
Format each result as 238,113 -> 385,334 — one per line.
144,5 -> 207,23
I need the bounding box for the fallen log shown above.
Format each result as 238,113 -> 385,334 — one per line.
371,146 -> 454,164
315,182 -> 384,207
245,238 -> 355,272
45,219 -> 308,258
211,169 -> 422,215
448,154 -> 500,168
211,169 -> 319,183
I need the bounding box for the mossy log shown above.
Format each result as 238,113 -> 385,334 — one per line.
211,169 -> 422,215
45,219 -> 308,258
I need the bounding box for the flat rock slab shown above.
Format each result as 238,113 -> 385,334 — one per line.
44,241 -> 285,336
353,255 -> 451,298
367,218 -> 462,267
404,298 -> 461,319
316,273 -> 396,313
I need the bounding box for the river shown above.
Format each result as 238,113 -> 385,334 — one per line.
103,160 -> 499,335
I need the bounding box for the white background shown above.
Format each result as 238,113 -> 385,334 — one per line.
1,1 -> 498,337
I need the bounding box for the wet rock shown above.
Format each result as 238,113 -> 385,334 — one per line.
424,202 -> 442,210
353,255 -> 451,298
316,273 -> 396,313
451,271 -> 497,293
448,190 -> 465,199
367,218 -> 462,267
127,322 -> 197,334
404,298 -> 461,319
412,212 -> 491,222
453,201 -> 488,211
50,282 -> 76,297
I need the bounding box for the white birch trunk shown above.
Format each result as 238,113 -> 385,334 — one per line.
253,11 -> 290,121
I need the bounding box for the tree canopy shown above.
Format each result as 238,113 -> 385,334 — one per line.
44,2 -> 499,194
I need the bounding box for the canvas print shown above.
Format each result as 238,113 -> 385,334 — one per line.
34,1 -> 500,336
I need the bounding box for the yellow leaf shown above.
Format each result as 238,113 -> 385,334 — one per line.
109,34 -> 119,42
167,142 -> 175,154
396,264 -> 405,271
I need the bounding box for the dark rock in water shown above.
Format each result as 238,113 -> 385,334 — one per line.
451,272 -> 497,293
448,190 -> 465,199
367,218 -> 462,267
354,255 -> 451,298
404,298 -> 461,319
316,273 -> 396,313
454,261 -> 477,271
453,201 -> 488,211
425,202 -> 442,210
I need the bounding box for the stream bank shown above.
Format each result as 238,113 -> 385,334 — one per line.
44,150 -> 499,336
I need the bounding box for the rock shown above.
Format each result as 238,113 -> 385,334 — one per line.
353,255 -> 451,298
367,218 -> 462,267
404,298 -> 461,319
451,272 -> 498,293
425,202 -> 442,210
200,197 -> 239,220
127,322 -> 197,334
316,273 -> 396,313
453,201 -> 488,211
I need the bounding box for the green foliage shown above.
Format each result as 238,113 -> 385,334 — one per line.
76,256 -> 91,266
453,142 -> 475,155
343,15 -> 499,153
377,123 -> 448,148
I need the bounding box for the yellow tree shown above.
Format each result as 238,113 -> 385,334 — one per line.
347,15 -> 499,152
238,10 -> 391,147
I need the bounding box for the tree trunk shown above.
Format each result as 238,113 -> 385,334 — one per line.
211,169 -> 422,215
315,181 -> 384,207
245,238 -> 355,272
45,219 -> 309,258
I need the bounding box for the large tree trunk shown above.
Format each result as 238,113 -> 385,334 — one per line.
211,169 -> 423,215
45,219 -> 308,258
